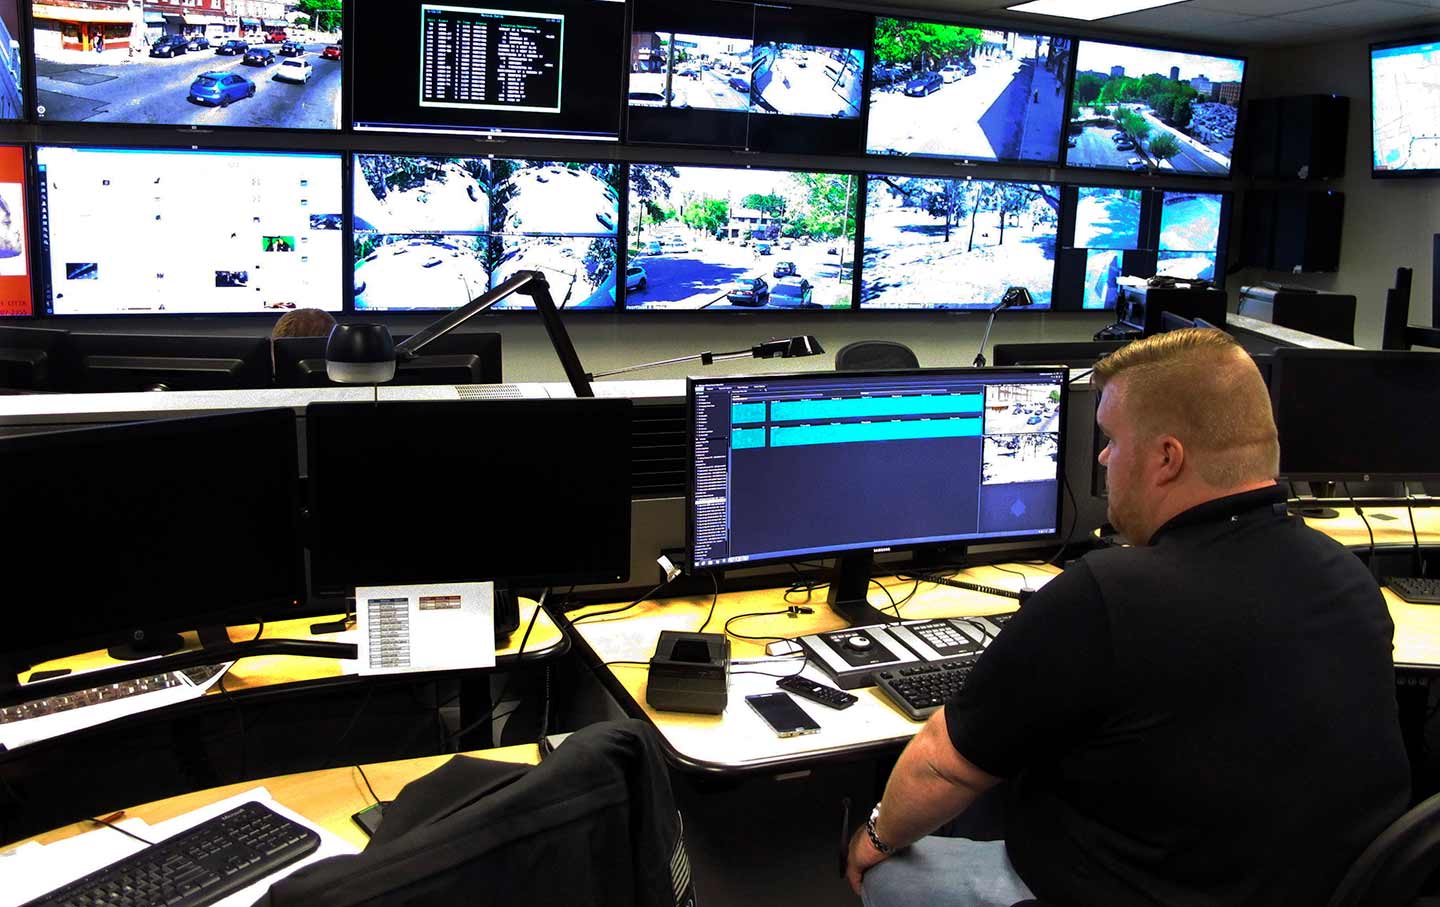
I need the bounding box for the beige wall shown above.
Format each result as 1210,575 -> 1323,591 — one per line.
1234,30 -> 1440,346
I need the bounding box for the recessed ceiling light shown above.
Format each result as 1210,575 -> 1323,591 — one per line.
1006,0 -> 1191,20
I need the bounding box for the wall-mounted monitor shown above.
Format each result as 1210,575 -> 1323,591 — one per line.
1371,36 -> 1440,176
626,163 -> 858,311
352,0 -> 625,141
1065,39 -> 1244,177
861,175 -> 1059,310
1157,190 -> 1223,280
0,0 -> 23,121
866,18 -> 1071,164
32,1 -> 343,130
36,146 -> 343,316
0,145 -> 31,316
353,154 -> 620,311
627,0 -> 871,153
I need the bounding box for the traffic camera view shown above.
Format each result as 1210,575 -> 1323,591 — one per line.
1157,191 -> 1221,280
862,175 -> 1059,310
352,154 -> 620,311
866,18 -> 1071,163
37,146 -> 343,315
627,164 -> 857,310
0,1 -> 22,121
1066,40 -> 1243,176
1073,186 -> 1142,250
32,0 -> 343,129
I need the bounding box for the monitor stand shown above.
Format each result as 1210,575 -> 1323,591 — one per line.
827,551 -> 899,627
107,632 -> 184,661
1289,481 -> 1340,520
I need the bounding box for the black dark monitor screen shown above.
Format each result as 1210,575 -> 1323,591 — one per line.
992,340 -> 1130,368
628,0 -> 871,154
67,333 -> 271,392
0,409 -> 303,665
689,367 -> 1067,570
1270,349 -> 1440,481
1065,39 -> 1244,177
306,400 -> 633,596
352,0 -> 626,140
866,19 -> 1072,164
273,332 -> 503,387
32,1 -> 343,130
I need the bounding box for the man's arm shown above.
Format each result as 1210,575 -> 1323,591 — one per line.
845,708 -> 1001,895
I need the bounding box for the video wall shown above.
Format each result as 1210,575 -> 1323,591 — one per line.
0,2 -> 1257,317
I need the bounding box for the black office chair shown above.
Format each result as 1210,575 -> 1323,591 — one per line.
1327,791 -> 1440,907
835,340 -> 919,371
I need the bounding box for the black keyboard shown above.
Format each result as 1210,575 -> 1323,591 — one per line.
871,656 -> 977,721
1386,577 -> 1440,605
23,801 -> 320,907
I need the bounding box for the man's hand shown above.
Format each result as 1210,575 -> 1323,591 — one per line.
845,823 -> 890,896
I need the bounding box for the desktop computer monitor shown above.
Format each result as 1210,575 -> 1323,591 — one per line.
305,400 -> 633,599
992,340 -> 1130,369
688,368 -> 1067,624
1270,349 -> 1440,481
66,333 -> 272,392
273,332 -> 503,388
0,325 -> 69,390
0,409 -> 304,669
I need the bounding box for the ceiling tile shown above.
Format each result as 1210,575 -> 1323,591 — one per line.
1185,0 -> 1351,13
1216,15 -> 1345,43
1382,0 -> 1440,7
1280,0 -> 1440,24
1100,5 -> 1254,27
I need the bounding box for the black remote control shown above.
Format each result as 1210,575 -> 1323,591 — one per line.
777,675 -> 858,710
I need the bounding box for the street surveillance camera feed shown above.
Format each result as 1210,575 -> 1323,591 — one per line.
36,146 -> 343,316
352,154 -> 620,311
0,146 -> 30,316
0,1 -> 22,121
861,175 -> 1059,310
1066,40 -> 1244,177
866,18 -> 1072,164
1371,37 -> 1440,175
1082,248 -> 1123,310
1074,186 -> 1142,250
352,0 -> 625,140
982,381 -> 1062,495
626,164 -> 857,311
627,0 -> 871,152
1156,191 -> 1221,280
32,0 -> 343,129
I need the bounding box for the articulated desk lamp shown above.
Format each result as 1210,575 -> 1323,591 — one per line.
973,286 -> 1034,368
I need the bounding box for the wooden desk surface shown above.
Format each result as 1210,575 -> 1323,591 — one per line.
569,563 -> 1059,774
16,598 -> 564,690
1302,505 -> 1440,549
11,744 -> 541,853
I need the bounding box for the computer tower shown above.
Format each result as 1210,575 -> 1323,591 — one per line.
1119,286 -> 1228,337
1245,94 -> 1348,180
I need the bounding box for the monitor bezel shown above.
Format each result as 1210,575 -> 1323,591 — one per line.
1369,33 -> 1440,179
1060,35 -> 1247,180
622,159 -> 863,312
1271,348 -> 1440,481
0,408 -> 305,667
349,150 -> 623,314
32,142 -> 348,319
863,14 -> 1075,167
27,2 -> 347,135
685,365 -> 1070,574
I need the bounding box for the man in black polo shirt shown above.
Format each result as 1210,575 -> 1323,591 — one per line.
847,328 -> 1410,906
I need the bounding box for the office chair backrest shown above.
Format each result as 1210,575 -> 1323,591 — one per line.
1327,791 -> 1440,907
834,340 -> 919,371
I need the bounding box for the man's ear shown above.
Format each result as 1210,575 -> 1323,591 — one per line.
1155,436 -> 1185,483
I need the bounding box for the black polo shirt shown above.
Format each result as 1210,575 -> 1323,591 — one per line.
945,486 -> 1410,907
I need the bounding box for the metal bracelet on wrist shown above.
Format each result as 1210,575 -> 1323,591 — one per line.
866,803 -> 894,854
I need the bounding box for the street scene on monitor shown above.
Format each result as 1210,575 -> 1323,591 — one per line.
627,164 -> 857,310
862,175 -> 1058,309
1074,186 -> 1142,249
353,155 -> 620,311
1066,40 -> 1242,176
866,18 -> 1071,163
31,1 -> 343,129
982,381 -> 1061,487
0,1 -> 22,120
630,33 -> 753,112
752,43 -> 863,118
1371,40 -> 1440,173
1156,191 -> 1221,280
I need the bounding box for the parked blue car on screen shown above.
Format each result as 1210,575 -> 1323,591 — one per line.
188,71 -> 255,107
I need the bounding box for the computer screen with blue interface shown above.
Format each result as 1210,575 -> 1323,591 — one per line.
689,368 -> 1066,569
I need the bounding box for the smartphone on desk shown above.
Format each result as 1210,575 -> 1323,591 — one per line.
745,692 -> 820,738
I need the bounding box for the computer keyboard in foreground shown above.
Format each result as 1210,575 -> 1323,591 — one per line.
1386,576 -> 1440,605
871,655 -> 978,721
23,800 -> 319,907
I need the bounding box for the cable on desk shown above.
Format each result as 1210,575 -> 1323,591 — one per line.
88,815 -> 154,847
1069,368 -> 1095,385
1407,486 -> 1424,577
568,581 -> 669,626
729,650 -> 808,680
601,660 -> 652,670
216,670 -> 248,783
696,572 -> 721,634
724,608 -> 807,642
1344,482 -> 1378,578
1045,469 -> 1079,567
870,578 -> 902,616
355,763 -> 382,806
989,563 -> 1035,592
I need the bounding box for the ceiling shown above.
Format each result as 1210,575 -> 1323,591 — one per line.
889,0 -> 1440,46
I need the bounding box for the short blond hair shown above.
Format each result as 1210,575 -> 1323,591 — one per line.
271,308 -> 336,340
1093,328 -> 1278,487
